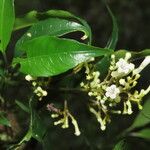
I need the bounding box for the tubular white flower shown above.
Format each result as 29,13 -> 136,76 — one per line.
125,52 -> 132,60
133,56 -> 150,74
105,84 -> 120,99
72,119 -> 81,136
126,100 -> 133,114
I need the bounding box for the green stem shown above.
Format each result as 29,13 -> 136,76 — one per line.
2,52 -> 8,69
0,94 -> 5,104
48,87 -> 86,93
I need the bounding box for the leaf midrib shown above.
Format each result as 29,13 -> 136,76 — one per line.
17,51 -> 101,60
27,49 -> 107,58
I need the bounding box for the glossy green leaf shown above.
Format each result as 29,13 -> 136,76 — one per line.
16,18 -> 90,50
95,56 -> 110,80
31,111 -> 47,142
29,98 -> 47,142
105,5 -> 118,49
14,10 -> 92,44
0,112 -> 11,127
127,97 -> 150,132
0,0 -> 15,52
113,140 -> 130,150
14,36 -> 113,77
131,128 -> 150,140
45,10 -> 92,44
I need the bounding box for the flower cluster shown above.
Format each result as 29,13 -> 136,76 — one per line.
25,75 -> 47,100
47,101 -> 81,136
81,53 -> 150,131
25,75 -> 81,136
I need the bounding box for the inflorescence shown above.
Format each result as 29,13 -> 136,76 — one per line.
47,101 -> 81,136
25,53 -> 150,136
80,53 -> 150,131
25,75 -> 48,101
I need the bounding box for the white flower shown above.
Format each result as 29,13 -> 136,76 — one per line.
111,54 -> 115,59
105,84 -> 120,99
25,75 -> 34,81
125,52 -> 132,60
111,58 -> 135,77
116,58 -> 135,74
42,90 -> 48,96
133,56 -> 150,74
27,32 -> 32,37
34,86 -> 47,97
119,79 -> 126,86
80,82 -> 84,87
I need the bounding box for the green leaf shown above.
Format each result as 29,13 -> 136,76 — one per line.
131,49 -> 150,60
127,97 -> 150,131
16,18 -> 90,51
40,10 -> 92,44
18,128 -> 32,145
95,4 -> 118,79
113,140 -> 130,150
95,56 -> 110,80
15,100 -> 30,113
105,5 -> 118,49
9,127 -> 32,149
14,36 -> 113,77
131,128 -> 150,140
31,110 -> 47,142
29,98 -> 48,142
13,98 -> 47,148
14,10 -> 92,44
0,67 -> 4,76
0,112 -> 11,127
14,11 -> 39,31
113,49 -> 150,61
0,0 -> 15,52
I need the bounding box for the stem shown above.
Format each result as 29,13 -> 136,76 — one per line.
0,94 -> 5,104
2,52 -> 8,68
48,87 -> 86,93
